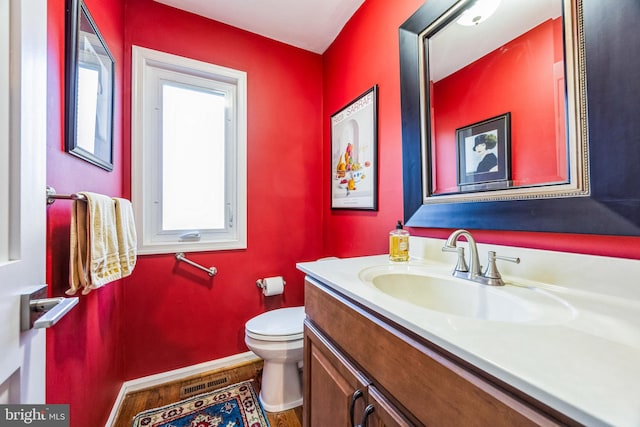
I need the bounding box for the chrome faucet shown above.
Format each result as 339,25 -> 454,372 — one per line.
442,229 -> 483,281
442,229 -> 520,286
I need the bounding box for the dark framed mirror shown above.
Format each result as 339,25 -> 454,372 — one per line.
400,0 -> 640,235
65,0 -> 114,171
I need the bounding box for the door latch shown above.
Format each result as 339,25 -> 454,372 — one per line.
20,285 -> 79,331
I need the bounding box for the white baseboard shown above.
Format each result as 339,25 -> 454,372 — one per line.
105,351 -> 259,427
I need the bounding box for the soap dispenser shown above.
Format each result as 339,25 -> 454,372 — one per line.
389,220 -> 409,262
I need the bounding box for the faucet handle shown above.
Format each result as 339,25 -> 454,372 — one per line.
482,251 -> 520,285
442,246 -> 469,273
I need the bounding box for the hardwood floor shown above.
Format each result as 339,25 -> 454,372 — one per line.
112,359 -> 302,427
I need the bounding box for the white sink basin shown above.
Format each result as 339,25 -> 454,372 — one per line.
359,265 -> 575,324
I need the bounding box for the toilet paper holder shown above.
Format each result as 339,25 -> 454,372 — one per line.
256,277 -> 286,290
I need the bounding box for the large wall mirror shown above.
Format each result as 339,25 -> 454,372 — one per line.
400,0 -> 640,235
65,0 -> 115,171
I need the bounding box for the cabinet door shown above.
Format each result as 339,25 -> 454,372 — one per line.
304,321 -> 369,427
366,386 -> 415,427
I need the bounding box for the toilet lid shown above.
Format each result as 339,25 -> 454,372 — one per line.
245,307 -> 305,341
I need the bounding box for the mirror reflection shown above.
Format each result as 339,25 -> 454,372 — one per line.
422,0 -> 585,200
77,8 -> 113,158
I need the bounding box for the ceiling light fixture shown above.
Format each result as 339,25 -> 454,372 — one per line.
456,0 -> 501,26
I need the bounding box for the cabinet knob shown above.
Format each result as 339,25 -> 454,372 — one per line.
350,389 -> 364,427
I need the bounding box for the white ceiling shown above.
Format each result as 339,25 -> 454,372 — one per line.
153,0 -> 366,54
429,0 -> 561,81
153,0 -> 561,72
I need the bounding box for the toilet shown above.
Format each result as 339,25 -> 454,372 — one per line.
245,306 -> 305,412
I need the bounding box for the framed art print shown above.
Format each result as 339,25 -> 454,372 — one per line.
456,113 -> 511,192
331,86 -> 378,210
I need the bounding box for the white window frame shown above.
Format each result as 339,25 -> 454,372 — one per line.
131,46 -> 247,254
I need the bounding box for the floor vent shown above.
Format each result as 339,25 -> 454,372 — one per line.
179,374 -> 230,398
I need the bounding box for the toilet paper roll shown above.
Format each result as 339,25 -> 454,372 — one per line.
262,276 -> 285,296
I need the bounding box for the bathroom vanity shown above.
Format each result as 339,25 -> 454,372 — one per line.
297,238 -> 640,426
304,279 -> 566,426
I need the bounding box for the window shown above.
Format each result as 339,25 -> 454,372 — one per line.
132,46 -> 247,254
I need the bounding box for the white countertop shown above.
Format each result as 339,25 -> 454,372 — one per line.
297,240 -> 640,427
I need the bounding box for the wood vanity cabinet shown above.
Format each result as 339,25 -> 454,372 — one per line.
305,320 -> 413,426
303,278 -> 575,427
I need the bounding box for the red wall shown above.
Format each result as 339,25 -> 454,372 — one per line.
46,0 -> 126,426
323,0 -> 640,260
120,0 -> 323,379
323,0 -> 427,257
46,0 -> 322,424
432,19 -> 566,193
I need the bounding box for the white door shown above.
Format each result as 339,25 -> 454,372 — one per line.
0,0 -> 48,404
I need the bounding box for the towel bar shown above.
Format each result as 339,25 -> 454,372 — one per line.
175,252 -> 217,277
46,185 -> 87,205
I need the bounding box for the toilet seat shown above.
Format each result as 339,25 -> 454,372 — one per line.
245,307 -> 305,342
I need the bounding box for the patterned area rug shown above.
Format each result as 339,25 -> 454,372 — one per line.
132,380 -> 270,427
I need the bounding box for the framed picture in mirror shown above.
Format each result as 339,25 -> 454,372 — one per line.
65,0 -> 115,171
330,86 -> 378,210
456,113 -> 511,191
